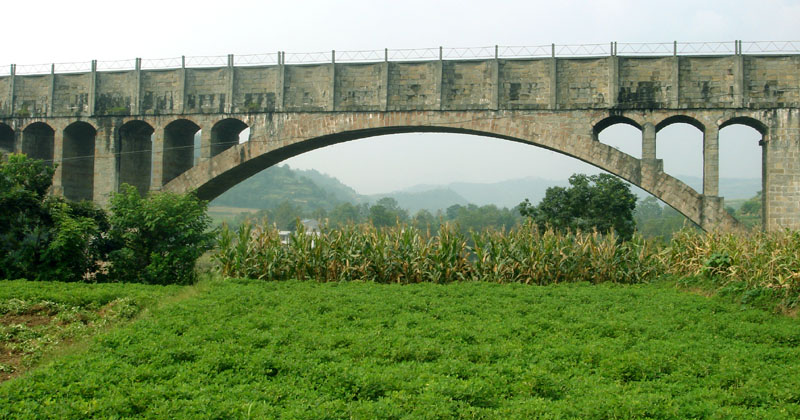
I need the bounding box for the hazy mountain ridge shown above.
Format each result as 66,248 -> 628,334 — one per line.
211,165 -> 762,213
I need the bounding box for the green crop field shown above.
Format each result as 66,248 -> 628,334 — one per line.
2,278 -> 799,419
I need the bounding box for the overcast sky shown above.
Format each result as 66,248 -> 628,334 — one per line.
4,0 -> 797,194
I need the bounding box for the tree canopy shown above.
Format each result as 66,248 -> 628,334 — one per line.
518,173 -> 637,240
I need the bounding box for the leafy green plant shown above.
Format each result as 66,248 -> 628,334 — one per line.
107,184 -> 216,285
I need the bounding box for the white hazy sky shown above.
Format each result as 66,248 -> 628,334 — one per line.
4,0 -> 797,194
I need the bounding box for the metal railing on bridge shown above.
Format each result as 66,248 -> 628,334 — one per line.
3,40 -> 799,76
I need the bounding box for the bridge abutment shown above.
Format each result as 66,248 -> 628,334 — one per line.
763,109 -> 800,230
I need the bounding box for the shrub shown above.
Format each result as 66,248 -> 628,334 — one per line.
107,184 -> 216,285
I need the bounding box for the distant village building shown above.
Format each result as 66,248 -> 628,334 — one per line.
279,219 -> 321,245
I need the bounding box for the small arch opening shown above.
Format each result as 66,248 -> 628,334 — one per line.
0,123 -> 14,154
62,122 -> 96,202
655,115 -> 705,133
596,121 -> 642,159
211,118 -> 248,157
163,119 -> 200,185
719,123 -> 763,229
656,120 -> 704,192
118,120 -> 154,196
22,122 -> 55,166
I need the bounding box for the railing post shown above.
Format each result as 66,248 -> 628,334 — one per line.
673,41 -> 677,56
491,45 -> 500,110
439,46 -> 443,60
277,51 -> 285,112
9,64 -> 15,117
329,51 -> 336,111
226,54 -> 234,113
48,64 -> 55,117
133,58 -> 142,115
551,43 -> 555,58
495,45 -> 499,59
88,60 -> 97,116
179,56 -> 186,113
384,48 -> 388,62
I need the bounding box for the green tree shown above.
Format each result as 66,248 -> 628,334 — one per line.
107,184 -> 215,285
1,154 -> 106,282
370,197 -> 408,227
519,173 -> 637,240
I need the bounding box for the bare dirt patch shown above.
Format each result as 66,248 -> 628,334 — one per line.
0,313 -> 54,328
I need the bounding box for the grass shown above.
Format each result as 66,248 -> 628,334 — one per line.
0,280 -> 183,383
1,278 -> 799,419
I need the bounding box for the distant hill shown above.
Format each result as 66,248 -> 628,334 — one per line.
211,165 -> 762,214
210,165 -> 347,212
369,188 -> 470,214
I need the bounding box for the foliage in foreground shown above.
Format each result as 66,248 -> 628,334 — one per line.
0,154 -> 214,285
0,280 -> 181,381
107,185 -> 216,285
2,279 -> 799,419
667,228 -> 800,307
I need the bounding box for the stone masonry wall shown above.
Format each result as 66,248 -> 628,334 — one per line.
498,59 -> 551,110
618,57 -> 674,109
442,61 -> 492,110
284,65 -> 331,112
185,68 -> 229,114
53,73 -> 90,116
335,63 -> 383,111
387,62 -> 438,111
745,55 -> 800,108
96,71 -> 136,116
13,75 -> 50,117
0,77 -> 9,115
141,69 -> 182,115
233,66 -> 280,113
557,58 -> 610,108
679,57 -> 736,108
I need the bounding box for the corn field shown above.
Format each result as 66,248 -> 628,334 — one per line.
214,220 -> 662,285
213,220 -> 800,307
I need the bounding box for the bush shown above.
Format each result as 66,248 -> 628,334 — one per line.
107,184 -> 216,285
0,154 -> 102,282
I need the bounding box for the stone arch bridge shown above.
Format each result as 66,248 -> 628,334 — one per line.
1,48 -> 798,231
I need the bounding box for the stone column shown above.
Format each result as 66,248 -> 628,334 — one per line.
608,55 -> 619,108
93,122 -> 118,206
150,124 -> 164,191
703,124 -> 719,197
380,61 -> 389,111
642,122 -> 656,160
199,124 -> 213,162
733,55 -> 745,108
639,122 -> 662,191
548,58 -> 558,110
50,123 -> 64,196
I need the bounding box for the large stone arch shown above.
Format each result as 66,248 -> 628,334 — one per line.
163,111 -> 739,231
118,120 -> 154,196
0,123 -> 14,154
163,119 -> 200,185
62,122 -> 96,202
22,122 -> 55,165
210,118 -> 248,157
